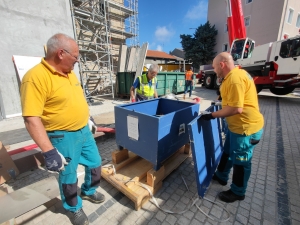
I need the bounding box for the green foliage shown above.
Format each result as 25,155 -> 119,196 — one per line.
180,21 -> 218,68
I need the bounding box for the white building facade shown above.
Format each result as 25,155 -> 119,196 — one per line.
208,0 -> 300,53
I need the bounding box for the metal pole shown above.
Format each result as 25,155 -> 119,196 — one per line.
68,0 -> 86,99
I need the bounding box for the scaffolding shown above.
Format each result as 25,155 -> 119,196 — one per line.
69,0 -> 138,103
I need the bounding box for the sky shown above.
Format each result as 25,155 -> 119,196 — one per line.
138,0 -> 208,54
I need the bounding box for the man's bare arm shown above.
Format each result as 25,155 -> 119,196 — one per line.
154,89 -> 158,98
24,116 -> 54,153
130,86 -> 135,100
212,105 -> 243,118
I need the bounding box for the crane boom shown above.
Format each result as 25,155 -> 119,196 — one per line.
226,0 -> 246,47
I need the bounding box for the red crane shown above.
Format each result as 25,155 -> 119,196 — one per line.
226,0 -> 247,47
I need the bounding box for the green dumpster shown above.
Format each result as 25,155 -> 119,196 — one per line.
117,72 -> 135,96
156,72 -> 194,96
119,71 -> 196,97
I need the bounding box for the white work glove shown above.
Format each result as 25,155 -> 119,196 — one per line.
88,117 -> 97,134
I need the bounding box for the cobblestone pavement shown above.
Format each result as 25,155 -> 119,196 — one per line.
2,91 -> 300,225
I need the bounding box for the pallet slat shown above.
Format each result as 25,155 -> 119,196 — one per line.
102,144 -> 191,210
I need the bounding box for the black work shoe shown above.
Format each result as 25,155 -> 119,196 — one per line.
212,174 -> 227,186
81,191 -> 105,204
68,208 -> 89,225
218,189 -> 245,203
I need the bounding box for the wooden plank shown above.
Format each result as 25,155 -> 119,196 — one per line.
147,166 -> 165,187
117,158 -> 152,181
102,168 -> 152,210
102,144 -> 190,210
112,149 -> 129,164
113,151 -> 140,171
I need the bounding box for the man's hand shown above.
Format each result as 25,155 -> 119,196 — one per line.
43,148 -> 68,172
200,111 -> 215,120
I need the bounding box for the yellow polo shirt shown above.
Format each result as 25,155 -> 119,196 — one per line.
20,58 -> 89,131
220,67 -> 264,135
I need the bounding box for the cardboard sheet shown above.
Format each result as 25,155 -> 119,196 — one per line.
0,141 -> 19,185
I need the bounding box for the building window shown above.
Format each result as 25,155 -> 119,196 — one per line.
287,8 -> 294,24
223,43 -> 228,52
245,0 -> 252,4
296,14 -> 300,28
224,24 -> 228,33
244,16 -> 250,26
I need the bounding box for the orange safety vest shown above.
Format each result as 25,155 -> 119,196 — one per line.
185,70 -> 193,81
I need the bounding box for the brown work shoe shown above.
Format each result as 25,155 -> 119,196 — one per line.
218,189 -> 245,203
81,191 -> 105,204
68,208 -> 89,225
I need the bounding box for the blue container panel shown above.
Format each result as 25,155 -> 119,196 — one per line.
157,103 -> 199,164
115,108 -> 159,164
187,105 -> 223,197
119,99 -> 159,116
157,98 -> 199,115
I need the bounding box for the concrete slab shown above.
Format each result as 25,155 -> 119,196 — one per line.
126,47 -> 136,72
117,44 -> 127,72
0,176 -> 59,224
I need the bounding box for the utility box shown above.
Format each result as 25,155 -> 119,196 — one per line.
114,98 -> 200,170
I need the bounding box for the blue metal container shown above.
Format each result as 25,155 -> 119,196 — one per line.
114,98 -> 200,170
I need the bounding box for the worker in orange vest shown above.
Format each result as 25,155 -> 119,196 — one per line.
183,67 -> 194,100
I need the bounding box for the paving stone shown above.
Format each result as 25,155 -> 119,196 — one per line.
248,216 -> 261,225
147,218 -> 161,225
237,207 -> 250,218
161,221 -> 171,225
176,215 -> 191,225
195,210 -> 207,222
190,218 -> 202,225
235,213 -> 248,225
165,214 -> 177,225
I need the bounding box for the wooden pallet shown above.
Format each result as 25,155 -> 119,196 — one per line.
101,144 -> 191,210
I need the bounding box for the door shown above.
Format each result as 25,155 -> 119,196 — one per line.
187,105 -> 224,197
272,37 -> 300,75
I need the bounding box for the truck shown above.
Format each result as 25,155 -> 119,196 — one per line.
199,0 -> 300,95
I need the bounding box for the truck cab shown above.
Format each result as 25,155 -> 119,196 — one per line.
269,36 -> 300,75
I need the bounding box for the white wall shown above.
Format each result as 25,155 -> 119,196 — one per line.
0,0 -> 76,118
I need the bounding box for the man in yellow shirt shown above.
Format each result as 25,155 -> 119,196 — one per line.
201,52 -> 264,203
20,33 -> 104,225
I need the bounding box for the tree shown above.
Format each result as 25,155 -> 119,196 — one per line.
180,21 -> 218,69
